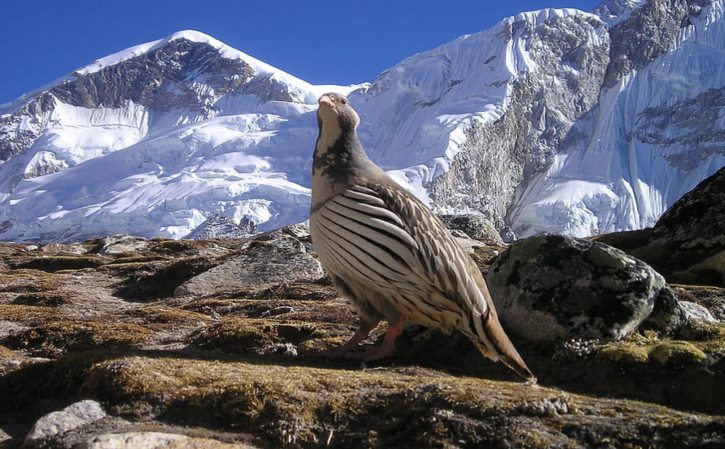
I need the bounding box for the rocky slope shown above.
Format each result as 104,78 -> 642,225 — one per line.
1,1 -> 723,242
0,205 -> 723,447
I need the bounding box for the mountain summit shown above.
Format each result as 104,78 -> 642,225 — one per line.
1,1 -> 723,242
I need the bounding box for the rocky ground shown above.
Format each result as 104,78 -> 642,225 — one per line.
0,167 -> 723,449
0,220 -> 722,448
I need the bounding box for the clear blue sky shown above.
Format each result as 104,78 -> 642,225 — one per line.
1,0 -> 601,104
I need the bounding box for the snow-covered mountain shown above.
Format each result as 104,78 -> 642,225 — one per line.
510,0 -> 725,236
1,1 -> 723,242
0,31 -> 360,241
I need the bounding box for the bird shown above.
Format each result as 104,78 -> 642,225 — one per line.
309,92 -> 535,382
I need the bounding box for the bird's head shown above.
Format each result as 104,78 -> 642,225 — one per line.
317,93 -> 360,133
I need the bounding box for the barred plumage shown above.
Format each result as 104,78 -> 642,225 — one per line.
310,93 -> 535,381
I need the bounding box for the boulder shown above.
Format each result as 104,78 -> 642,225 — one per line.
598,167 -> 725,287
98,235 -> 149,255
439,215 -> 504,245
643,167 -> 725,286
25,400 -> 107,447
174,228 -> 323,296
487,235 -> 681,343
81,432 -> 260,449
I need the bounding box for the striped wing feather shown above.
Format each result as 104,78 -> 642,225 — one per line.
314,181 -> 492,331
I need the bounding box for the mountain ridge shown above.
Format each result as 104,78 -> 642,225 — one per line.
0,1 -> 723,242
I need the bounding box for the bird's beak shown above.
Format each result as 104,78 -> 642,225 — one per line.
318,95 -> 335,110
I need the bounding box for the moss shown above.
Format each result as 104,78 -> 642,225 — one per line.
649,341 -> 707,365
12,255 -> 109,272
123,306 -> 211,325
5,320 -> 151,355
597,337 -> 711,367
0,344 -> 15,358
0,304 -> 62,322
192,318 -> 324,354
107,255 -> 168,265
77,356 -> 725,449
12,291 -> 73,307
0,270 -> 61,292
598,343 -> 651,364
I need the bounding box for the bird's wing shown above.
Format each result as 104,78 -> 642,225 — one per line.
314,181 -> 491,321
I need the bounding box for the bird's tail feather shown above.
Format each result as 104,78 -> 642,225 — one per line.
472,310 -> 536,383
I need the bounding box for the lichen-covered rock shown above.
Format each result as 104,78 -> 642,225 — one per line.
25,400 -> 107,447
439,215 -> 504,245
174,230 -> 323,296
487,235 -> 679,343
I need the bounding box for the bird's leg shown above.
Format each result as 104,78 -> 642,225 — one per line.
345,321 -> 405,361
310,320 -> 379,359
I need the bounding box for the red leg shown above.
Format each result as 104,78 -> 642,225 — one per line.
310,321 -> 379,359
345,321 -> 405,361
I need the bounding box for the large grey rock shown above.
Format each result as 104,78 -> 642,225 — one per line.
439,215 -> 504,245
98,235 -> 149,255
487,235 -> 680,343
81,432 -> 259,449
174,230 -> 323,296
25,400 -> 107,446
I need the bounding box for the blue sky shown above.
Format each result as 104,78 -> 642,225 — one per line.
1,0 -> 601,104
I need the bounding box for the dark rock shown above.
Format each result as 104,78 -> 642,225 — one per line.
487,235 -> 680,343
600,167 -> 725,287
638,166 -> 725,286
439,214 -> 503,245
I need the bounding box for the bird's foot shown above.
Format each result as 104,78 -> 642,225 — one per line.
307,322 -> 380,360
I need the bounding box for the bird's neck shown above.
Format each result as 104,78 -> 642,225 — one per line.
312,124 -> 380,207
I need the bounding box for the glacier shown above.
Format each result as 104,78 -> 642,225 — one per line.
0,1 -> 723,242
510,0 -> 725,237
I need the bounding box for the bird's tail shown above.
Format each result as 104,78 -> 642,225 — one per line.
470,309 -> 536,384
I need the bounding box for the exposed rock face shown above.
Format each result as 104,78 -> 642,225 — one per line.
0,38 -> 299,163
24,400 -> 107,448
510,0 -> 725,237
600,0 -> 708,87
185,214 -> 258,240
439,214 -> 503,245
487,235 -> 681,343
428,10 -> 610,228
174,227 -> 323,296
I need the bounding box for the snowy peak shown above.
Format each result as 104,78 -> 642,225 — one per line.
0,2 -> 723,243
595,0 -> 648,25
